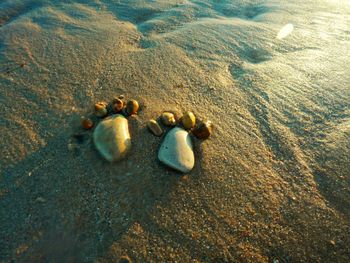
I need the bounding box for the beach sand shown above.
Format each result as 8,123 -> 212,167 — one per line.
1,0 -> 350,262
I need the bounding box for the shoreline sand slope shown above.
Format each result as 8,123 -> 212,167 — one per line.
1,0 -> 349,262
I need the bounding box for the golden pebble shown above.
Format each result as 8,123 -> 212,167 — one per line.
81,118 -> 94,130
94,102 -> 108,117
112,98 -> 124,113
193,121 -> 213,139
161,112 -> 177,126
126,99 -> 139,116
182,111 -> 196,130
147,119 -> 163,136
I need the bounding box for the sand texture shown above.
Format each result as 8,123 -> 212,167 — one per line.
1,0 -> 350,262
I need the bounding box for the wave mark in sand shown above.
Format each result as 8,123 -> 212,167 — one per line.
1,0 -> 350,262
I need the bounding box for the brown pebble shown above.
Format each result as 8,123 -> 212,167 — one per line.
161,112 -> 177,126
119,255 -> 132,263
112,98 -> 124,113
112,96 -> 125,104
94,102 -> 108,117
81,118 -> 94,130
126,99 -> 139,116
193,121 -> 213,139
182,111 -> 196,130
147,119 -> 163,136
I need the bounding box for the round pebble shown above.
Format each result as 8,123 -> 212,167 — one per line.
126,99 -> 139,116
112,98 -> 124,113
182,111 -> 196,130
112,96 -> 125,104
94,102 -> 108,117
93,114 -> 131,162
161,112 -> 177,126
81,118 -> 94,130
147,119 -> 163,136
193,120 -> 213,139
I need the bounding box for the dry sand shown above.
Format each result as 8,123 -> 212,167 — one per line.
1,0 -> 350,262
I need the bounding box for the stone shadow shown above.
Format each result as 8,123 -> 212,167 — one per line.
0,115 -> 203,262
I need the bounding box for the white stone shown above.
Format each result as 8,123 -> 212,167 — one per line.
93,114 -> 131,162
158,127 -> 194,173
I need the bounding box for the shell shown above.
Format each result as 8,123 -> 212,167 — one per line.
94,102 -> 108,117
81,118 -> 94,130
147,119 -> 163,136
193,121 -> 213,139
126,99 -> 139,116
182,111 -> 196,130
161,112 -> 177,126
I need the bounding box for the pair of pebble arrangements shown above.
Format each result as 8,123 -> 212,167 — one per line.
81,95 -> 213,173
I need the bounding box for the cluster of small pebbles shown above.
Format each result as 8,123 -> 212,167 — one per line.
75,96 -> 213,173
147,111 -> 213,140
80,95 -> 139,131
147,111 -> 178,137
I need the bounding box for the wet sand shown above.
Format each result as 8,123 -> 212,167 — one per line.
1,0 -> 350,262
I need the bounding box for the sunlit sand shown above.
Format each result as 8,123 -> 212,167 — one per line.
1,0 -> 349,262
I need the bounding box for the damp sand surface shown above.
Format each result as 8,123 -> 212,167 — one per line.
1,0 -> 350,262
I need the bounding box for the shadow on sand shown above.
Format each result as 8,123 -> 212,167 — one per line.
0,116 -> 207,262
